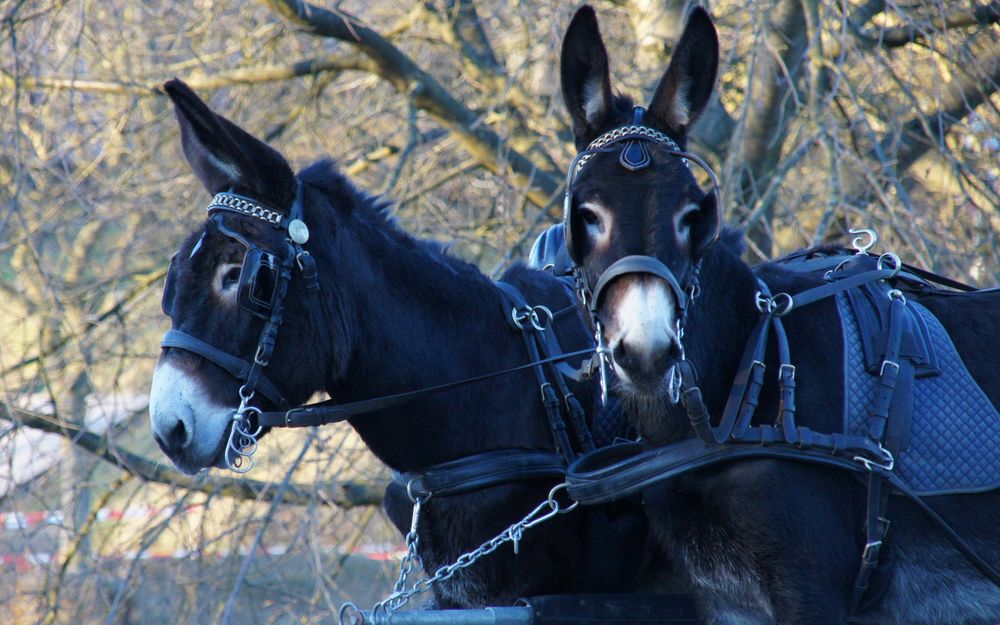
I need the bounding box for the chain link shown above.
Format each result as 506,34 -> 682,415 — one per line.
357,485 -> 577,625
208,192 -> 284,225
574,125 -> 686,177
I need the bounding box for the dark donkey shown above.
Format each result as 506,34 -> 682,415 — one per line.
149,80 -> 662,609
558,6 -> 1000,625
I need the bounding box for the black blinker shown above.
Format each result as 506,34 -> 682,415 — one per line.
237,248 -> 280,319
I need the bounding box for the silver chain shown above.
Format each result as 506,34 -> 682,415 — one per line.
574,125 -> 686,177
208,192 -> 284,225
343,484 -> 578,625
225,385 -> 264,473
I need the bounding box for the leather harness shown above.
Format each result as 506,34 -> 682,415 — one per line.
562,248 -> 1000,608
560,113 -> 1000,610
160,178 -> 605,498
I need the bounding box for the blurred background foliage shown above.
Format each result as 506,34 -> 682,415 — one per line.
0,0 -> 997,623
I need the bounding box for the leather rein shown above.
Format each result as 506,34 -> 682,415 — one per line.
160,180 -> 597,499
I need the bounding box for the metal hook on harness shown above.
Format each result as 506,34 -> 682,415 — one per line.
849,228 -> 878,255
876,253 -> 901,278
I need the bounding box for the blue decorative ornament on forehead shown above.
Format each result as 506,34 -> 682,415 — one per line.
618,107 -> 652,171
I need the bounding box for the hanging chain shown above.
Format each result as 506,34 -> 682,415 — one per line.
667,261 -> 702,404
342,484 -> 578,625
225,385 -> 264,473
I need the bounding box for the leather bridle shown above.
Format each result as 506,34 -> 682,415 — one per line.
161,181 -> 319,472
159,181 -> 598,477
563,107 -> 722,401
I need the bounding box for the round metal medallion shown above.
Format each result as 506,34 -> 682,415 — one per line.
288,219 -> 310,244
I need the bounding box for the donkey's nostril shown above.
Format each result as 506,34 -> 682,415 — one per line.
612,338 -> 676,383
612,342 -> 637,371
167,419 -> 190,450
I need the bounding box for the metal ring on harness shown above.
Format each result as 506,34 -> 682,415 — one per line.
767,292 -> 794,317
338,602 -> 364,625
512,305 -> 554,332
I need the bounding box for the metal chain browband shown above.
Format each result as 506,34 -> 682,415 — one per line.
207,192 -> 285,226
573,124 -> 685,178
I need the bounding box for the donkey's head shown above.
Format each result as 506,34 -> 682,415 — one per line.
150,80 -> 346,474
561,6 -> 719,394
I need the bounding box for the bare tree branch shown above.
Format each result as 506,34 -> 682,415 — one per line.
261,0 -> 561,208
732,0 -> 809,257
0,54 -> 374,96
888,49 -> 1000,173
1,403 -> 386,508
851,2 -> 1000,49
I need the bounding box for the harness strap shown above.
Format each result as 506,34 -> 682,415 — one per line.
161,330 -> 288,408
254,346 -> 597,428
850,471 -> 890,613
393,449 -> 566,500
564,439 -> 869,505
774,268 -> 897,314
589,255 -> 688,313
496,281 -> 579,463
533,327 -> 595,453
849,290 -> 915,611
771,315 -> 799,444
564,440 -> 1000,593
692,313 -> 770,444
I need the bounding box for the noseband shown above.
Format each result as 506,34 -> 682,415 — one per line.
563,107 -> 721,401
161,181 -> 319,472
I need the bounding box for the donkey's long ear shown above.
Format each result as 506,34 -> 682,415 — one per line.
163,79 -> 295,209
646,7 -> 718,138
561,6 -> 614,149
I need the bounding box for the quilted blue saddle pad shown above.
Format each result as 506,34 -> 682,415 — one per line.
839,294 -> 1000,495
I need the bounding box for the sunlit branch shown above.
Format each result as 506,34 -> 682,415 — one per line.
0,55 -> 373,96
1,403 -> 386,509
262,0 -> 561,208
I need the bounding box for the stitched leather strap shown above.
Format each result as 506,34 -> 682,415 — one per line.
161,330 -> 288,408
590,255 -> 688,313
393,449 -> 566,499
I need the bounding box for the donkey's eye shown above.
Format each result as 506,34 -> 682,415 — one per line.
579,208 -> 600,226
677,203 -> 699,233
221,266 -> 241,290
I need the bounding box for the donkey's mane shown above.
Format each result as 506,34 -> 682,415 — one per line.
297,158 -> 496,293
717,227 -> 745,256
609,93 -> 637,121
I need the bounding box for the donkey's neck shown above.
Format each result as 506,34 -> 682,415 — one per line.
331,224 -> 560,471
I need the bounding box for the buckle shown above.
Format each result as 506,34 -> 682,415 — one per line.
861,539 -> 882,564
284,408 -> 316,427
854,445 -> 895,472
778,363 -> 796,381
879,359 -> 899,377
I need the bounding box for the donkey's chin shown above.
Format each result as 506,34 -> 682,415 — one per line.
158,421 -> 233,475
612,376 -> 671,428
611,358 -> 677,398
